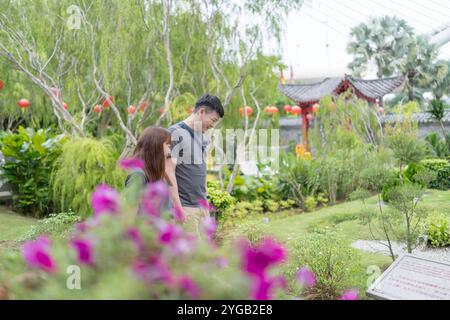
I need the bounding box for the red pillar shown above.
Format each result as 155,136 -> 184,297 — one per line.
300,103 -> 312,151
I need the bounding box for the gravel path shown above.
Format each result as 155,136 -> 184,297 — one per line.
352,240 -> 450,263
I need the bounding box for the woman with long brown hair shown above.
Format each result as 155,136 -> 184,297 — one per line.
124,126 -> 181,214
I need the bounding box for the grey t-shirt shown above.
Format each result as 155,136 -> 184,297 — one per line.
168,122 -> 208,208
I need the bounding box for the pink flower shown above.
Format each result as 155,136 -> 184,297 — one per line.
157,223 -> 195,255
178,275 -> 200,299
118,157 -> 145,171
126,227 -> 144,251
21,236 -> 57,273
241,237 -> 286,279
197,198 -> 215,212
201,216 -> 217,239
141,182 -> 169,218
132,254 -> 173,285
158,223 -> 183,245
90,184 -> 120,217
74,222 -> 89,233
340,289 -> 359,300
217,256 -> 229,268
171,206 -> 185,223
70,237 -> 94,266
296,267 -> 316,288
250,276 -> 286,300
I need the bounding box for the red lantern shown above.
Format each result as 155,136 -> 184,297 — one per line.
63,102 -> 68,110
306,113 -> 314,121
291,106 -> 301,115
18,98 -> 30,109
283,105 -> 292,113
312,103 -> 319,113
93,104 -> 102,113
139,100 -> 149,113
102,96 -> 114,108
264,106 -> 272,114
0,79 -> 3,90
239,106 -> 253,116
128,105 -> 136,114
270,106 -> 279,114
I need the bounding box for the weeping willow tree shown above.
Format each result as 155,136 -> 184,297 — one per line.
50,137 -> 126,217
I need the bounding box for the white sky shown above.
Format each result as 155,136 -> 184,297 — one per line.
272,0 -> 450,80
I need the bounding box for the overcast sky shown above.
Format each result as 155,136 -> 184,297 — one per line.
272,0 -> 450,80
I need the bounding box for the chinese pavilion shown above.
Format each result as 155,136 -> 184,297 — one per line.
278,74 -> 405,150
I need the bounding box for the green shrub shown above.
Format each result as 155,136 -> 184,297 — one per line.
424,213 -> 450,247
219,200 -> 264,229
421,159 -> 450,190
207,181 -> 235,218
285,230 -> 361,299
263,199 -> 280,213
0,127 -> 65,216
304,196 -> 317,212
50,137 -> 126,217
20,211 -> 81,241
239,222 -> 270,245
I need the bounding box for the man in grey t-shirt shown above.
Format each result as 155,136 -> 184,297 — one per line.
168,94 -> 224,235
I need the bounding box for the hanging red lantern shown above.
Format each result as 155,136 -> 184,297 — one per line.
239,106 -> 253,116
18,98 -> 30,109
306,113 -> 314,121
128,105 -> 136,114
264,106 -> 272,114
312,103 -> 319,113
139,100 -> 149,113
270,106 -> 279,114
0,79 -> 4,90
291,106 -> 301,115
93,104 -> 102,113
283,105 -> 292,113
102,96 -> 114,108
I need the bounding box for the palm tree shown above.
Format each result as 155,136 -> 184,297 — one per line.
398,36 -> 444,102
347,16 -> 414,79
428,60 -> 450,100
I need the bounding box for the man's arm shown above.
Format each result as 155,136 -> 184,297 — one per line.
165,155 -> 183,209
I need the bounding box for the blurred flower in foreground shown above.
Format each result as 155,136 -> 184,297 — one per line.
340,289 -> 359,300
296,267 -> 316,288
197,198 -> 215,212
118,157 -> 145,171
21,236 -> 57,273
90,184 -> 121,217
141,182 -> 169,218
70,237 -> 95,266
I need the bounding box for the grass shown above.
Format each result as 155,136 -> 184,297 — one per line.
0,206 -> 37,260
225,189 -> 450,299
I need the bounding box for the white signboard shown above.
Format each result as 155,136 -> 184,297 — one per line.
367,254 -> 450,300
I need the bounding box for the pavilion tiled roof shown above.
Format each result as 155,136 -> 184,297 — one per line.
279,75 -> 405,103
380,110 -> 450,124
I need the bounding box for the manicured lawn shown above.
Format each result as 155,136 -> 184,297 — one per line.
0,206 -> 37,260
226,189 -> 450,298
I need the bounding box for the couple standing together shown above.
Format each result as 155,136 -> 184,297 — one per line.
125,94 -> 224,235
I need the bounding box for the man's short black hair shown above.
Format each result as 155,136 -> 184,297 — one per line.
195,94 -> 224,118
